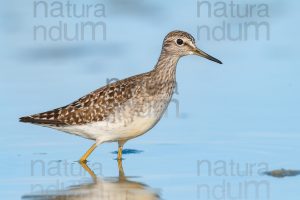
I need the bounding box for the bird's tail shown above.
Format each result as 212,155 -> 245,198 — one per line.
19,116 -> 35,123
19,115 -> 65,125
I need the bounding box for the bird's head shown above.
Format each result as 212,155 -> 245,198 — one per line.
162,30 -> 222,64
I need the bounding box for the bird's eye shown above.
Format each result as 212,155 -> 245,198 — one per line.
176,38 -> 184,46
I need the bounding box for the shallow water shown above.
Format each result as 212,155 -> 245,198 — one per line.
1,0 -> 300,199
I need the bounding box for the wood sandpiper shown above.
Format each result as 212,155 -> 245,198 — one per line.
20,30 -> 222,162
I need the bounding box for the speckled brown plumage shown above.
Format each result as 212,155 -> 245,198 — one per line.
19,66 -> 177,126
19,30 -> 221,162
20,72 -> 147,126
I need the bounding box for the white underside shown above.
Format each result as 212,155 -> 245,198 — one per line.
51,116 -> 158,144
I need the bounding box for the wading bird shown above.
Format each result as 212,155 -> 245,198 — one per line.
20,30 -> 222,162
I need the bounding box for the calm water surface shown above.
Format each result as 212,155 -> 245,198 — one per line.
1,0 -> 300,199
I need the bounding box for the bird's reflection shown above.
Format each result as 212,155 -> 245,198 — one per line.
22,160 -> 160,200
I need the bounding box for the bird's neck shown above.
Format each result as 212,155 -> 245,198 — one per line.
153,51 -> 180,82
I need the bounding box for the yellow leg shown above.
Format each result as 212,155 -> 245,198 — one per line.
117,145 -> 123,160
117,158 -> 125,181
80,143 -> 97,163
117,140 -> 126,160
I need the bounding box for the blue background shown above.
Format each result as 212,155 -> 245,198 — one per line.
0,0 -> 299,199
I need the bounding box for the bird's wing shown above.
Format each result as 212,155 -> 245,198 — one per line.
20,72 -> 150,126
